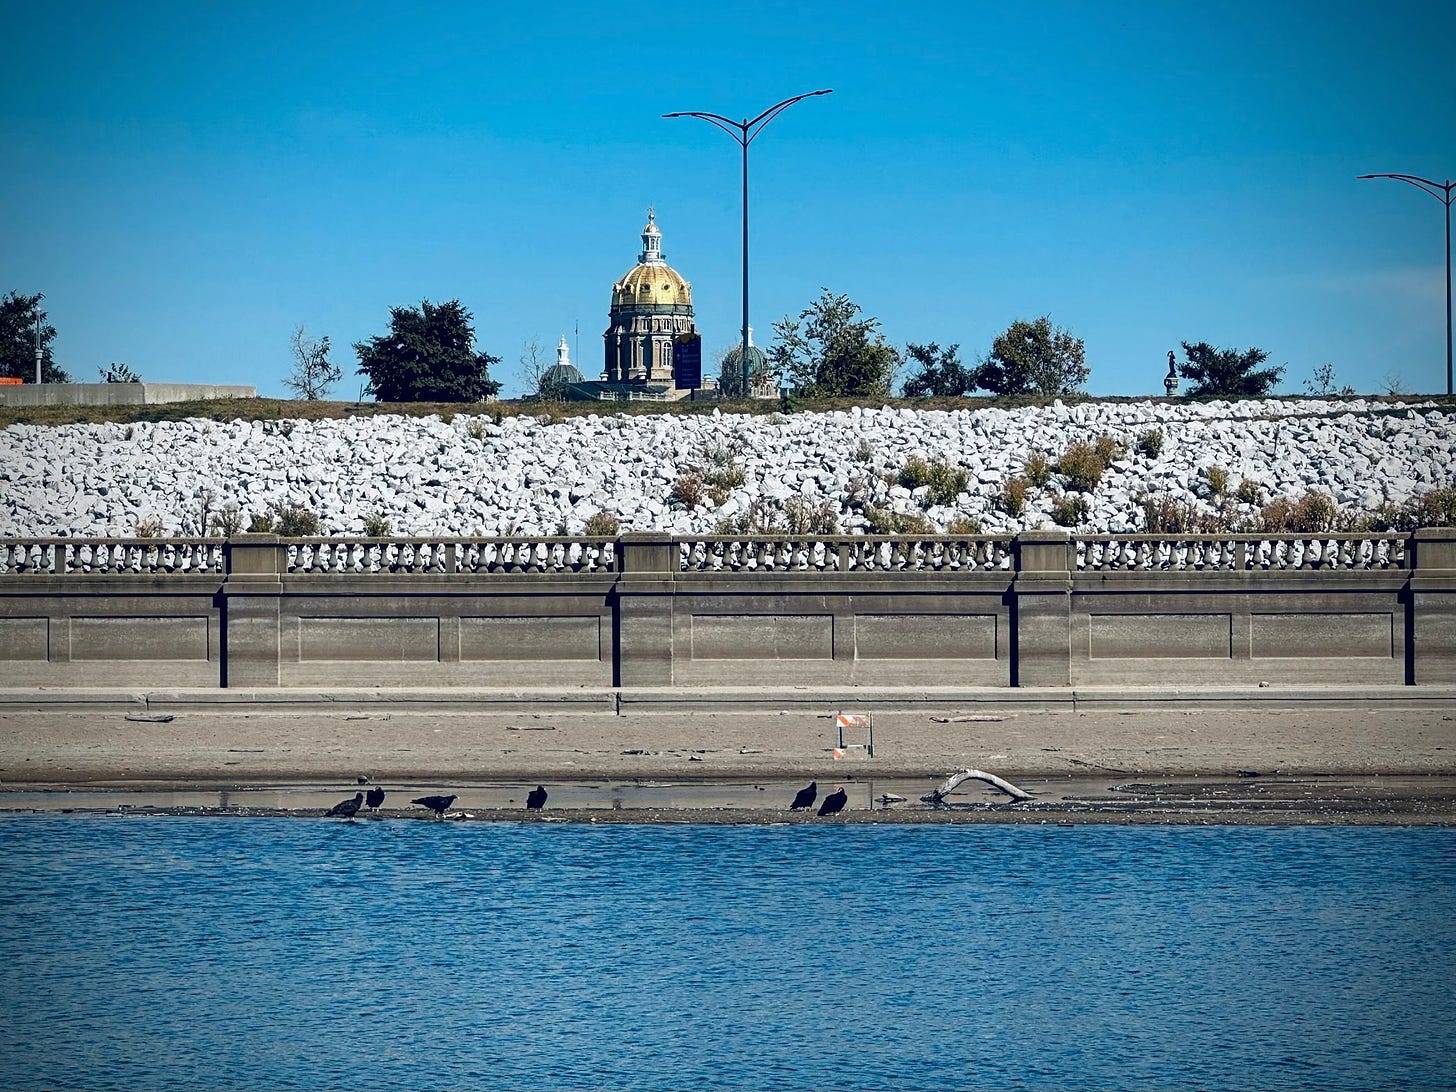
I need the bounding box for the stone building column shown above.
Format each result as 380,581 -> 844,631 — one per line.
1410,527 -> 1456,683
613,533 -> 676,686
221,534 -> 286,687
1012,529 -> 1073,686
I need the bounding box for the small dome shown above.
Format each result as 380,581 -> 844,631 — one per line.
722,343 -> 768,369
542,361 -> 584,386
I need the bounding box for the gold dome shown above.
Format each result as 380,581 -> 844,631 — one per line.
611,262 -> 692,308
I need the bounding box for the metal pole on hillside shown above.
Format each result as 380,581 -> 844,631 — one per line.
664,89 -> 833,397
1358,173 -> 1454,396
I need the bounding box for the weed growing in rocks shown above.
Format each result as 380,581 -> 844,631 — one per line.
133,514 -> 165,538
583,511 -> 620,536
1056,441 -> 1104,492
1236,478 -> 1262,506
946,516 -> 983,534
362,512 -> 393,536
863,505 -> 936,534
898,456 -> 969,505
1050,494 -> 1090,527
670,471 -> 705,508
997,475 -> 1030,517
1093,435 -> 1127,464
1135,428 -> 1164,458
1024,451 -> 1052,487
1202,465 -> 1230,499
208,503 -> 243,538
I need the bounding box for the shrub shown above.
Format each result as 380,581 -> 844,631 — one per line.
466,418 -> 488,440
1135,429 -> 1164,459
1411,486 -> 1456,527
1236,478 -> 1262,506
1024,451 -> 1052,487
246,511 -> 275,534
945,516 -> 983,535
1141,494 -> 1226,533
898,455 -> 933,489
133,515 -> 165,539
997,475 -> 1030,517
362,512 -> 393,537
670,471 -> 705,508
583,511 -> 621,536
1202,465 -> 1229,498
1056,441 -> 1104,492
208,503 -> 243,538
704,464 -> 745,505
898,456 -> 968,505
1050,494 -> 1090,527
783,497 -> 841,534
1093,434 -> 1127,465
853,438 -> 875,463
863,505 -> 936,534
927,462 -> 969,505
271,503 -> 321,537
1260,491 -> 1337,533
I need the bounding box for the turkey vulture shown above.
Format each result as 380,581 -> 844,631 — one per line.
817,787 -> 848,816
365,786 -> 386,811
526,785 -> 548,810
411,794 -> 457,818
790,781 -> 818,810
325,792 -> 364,819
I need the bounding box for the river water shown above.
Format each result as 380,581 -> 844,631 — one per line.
1,817 -> 1452,1091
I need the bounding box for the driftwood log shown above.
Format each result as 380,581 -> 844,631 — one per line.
921,767 -> 1033,805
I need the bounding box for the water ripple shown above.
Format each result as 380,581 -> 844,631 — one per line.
0,819 -> 1452,1090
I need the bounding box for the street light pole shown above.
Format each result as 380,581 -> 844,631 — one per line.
664,89 -> 833,397
1358,173 -> 1455,396
34,308 -> 42,385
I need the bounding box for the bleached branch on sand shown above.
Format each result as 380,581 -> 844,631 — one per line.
922,767 -> 1033,805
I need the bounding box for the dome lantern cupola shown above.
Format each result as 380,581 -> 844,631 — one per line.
639,207 -> 665,265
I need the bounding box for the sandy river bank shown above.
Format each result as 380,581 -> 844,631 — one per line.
2,698 -> 1453,823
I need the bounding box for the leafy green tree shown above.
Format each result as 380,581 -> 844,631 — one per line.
99,362 -> 142,383
284,323 -> 341,400
769,289 -> 898,398
355,299 -> 502,402
1,291 -> 69,382
979,316 -> 1088,396
901,342 -> 979,397
1179,341 -> 1284,397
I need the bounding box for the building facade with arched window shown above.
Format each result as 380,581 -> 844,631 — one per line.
602,210 -> 700,397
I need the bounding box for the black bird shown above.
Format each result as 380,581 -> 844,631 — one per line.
526,785 -> 548,810
365,785 -> 386,812
790,781 -> 818,810
817,786 -> 848,816
325,792 -> 364,819
411,794 -> 457,818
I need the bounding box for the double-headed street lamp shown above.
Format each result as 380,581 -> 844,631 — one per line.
1358,173 -> 1454,396
664,89 -> 833,396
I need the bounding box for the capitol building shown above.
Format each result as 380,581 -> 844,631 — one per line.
548,210 -> 708,403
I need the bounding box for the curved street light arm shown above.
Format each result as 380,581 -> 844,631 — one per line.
744,89 -> 834,146
662,110 -> 748,144
1358,173 -> 1456,206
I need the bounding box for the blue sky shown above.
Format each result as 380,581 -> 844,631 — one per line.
3,1 -> 1453,398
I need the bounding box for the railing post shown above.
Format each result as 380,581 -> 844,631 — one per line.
1011,530 -> 1073,686
221,534 -> 286,687
613,533 -> 677,686
1409,527 -> 1456,683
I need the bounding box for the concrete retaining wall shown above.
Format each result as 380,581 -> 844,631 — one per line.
0,382 -> 256,407
1,529 -> 1451,689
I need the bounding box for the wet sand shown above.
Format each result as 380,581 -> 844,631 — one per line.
2,702 -> 1454,823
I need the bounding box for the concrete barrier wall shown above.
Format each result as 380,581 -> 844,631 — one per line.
0,382 -> 256,407
1,529 -> 1451,689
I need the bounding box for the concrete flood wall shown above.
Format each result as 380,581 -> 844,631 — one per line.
0,382 -> 256,407
0,529 -> 1451,690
